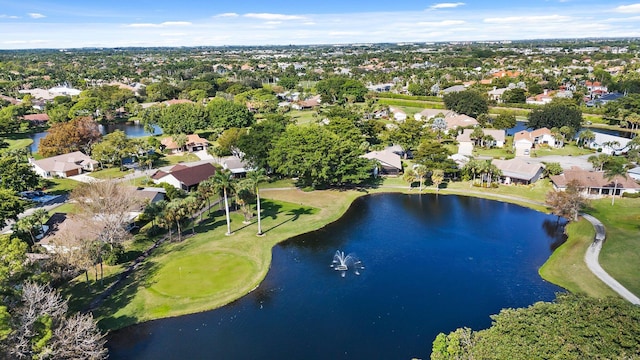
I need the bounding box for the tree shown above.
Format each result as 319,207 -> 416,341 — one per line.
71,180 -> 142,250
543,162 -> 563,177
443,90 -> 488,118
493,113 -> 516,130
603,156 -> 628,205
315,77 -> 368,104
157,103 -> 208,135
0,235 -> 31,298
403,168 -> 416,190
236,115 -> 289,170
211,169 -> 235,235
577,129 -> 595,148
588,153 -> 609,172
0,105 -> 22,134
545,180 -> 587,221
38,117 -> 102,157
501,88 -> 526,104
3,282 -> 107,359
163,198 -> 189,241
215,127 -> 245,156
431,169 -> 445,192
90,130 -> 133,169
12,210 -> 48,247
207,98 -> 254,130
243,169 -> 270,235
388,118 -> 426,159
414,140 -> 457,173
528,102 -> 582,131
432,293 -> 640,359
0,154 -> 40,192
414,165 -> 428,193
470,127 -> 484,146
269,125 -> 372,188
0,189 -> 25,229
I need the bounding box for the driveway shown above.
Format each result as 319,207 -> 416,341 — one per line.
68,173 -> 101,183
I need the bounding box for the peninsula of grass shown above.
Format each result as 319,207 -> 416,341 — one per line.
95,189 -> 363,330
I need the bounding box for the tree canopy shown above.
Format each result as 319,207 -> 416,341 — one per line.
207,98 -> 255,130
38,117 -> 102,157
269,125 -> 372,188
443,90 -> 489,118
315,77 -> 368,104
528,102 -> 583,130
431,293 -> 640,360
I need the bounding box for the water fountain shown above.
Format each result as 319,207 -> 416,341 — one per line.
330,250 -> 364,277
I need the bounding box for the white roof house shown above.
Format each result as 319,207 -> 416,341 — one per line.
587,133 -> 632,155
30,151 -> 98,178
492,158 -> 544,184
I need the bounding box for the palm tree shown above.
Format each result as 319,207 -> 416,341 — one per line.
212,169 -> 235,235
431,169 -> 444,193
403,168 -> 416,190
164,199 -> 189,241
183,195 -> 203,233
244,169 -> 270,235
604,158 -> 628,205
413,165 -> 428,193
198,178 -> 216,215
578,129 -> 595,148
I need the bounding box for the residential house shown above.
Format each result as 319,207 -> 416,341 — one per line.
291,95 -> 321,110
151,162 -> 216,191
526,90 -> 553,105
30,151 -> 99,178
492,158 -> 544,185
222,156 -> 253,177
587,133 -> 631,155
361,149 -> 403,176
161,134 -> 209,154
22,113 -> 49,125
550,167 -> 640,197
456,129 -> 505,155
627,166 -> 640,181
414,109 -> 454,121
445,114 -> 478,131
0,94 -> 21,105
513,128 -> 556,157
487,87 -> 508,102
586,92 -> 624,107
389,106 -> 407,122
38,213 -> 93,253
440,85 -> 466,95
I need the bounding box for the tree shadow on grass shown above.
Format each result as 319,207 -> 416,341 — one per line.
262,206 -> 314,234
94,258 -> 163,331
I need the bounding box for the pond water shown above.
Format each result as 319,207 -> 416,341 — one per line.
107,194 -> 566,360
28,122 -> 162,153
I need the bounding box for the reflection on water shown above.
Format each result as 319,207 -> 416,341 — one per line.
107,194 -> 564,360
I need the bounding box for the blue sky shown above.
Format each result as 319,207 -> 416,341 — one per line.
1,1 -> 640,49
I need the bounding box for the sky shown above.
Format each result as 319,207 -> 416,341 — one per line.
1,1 -> 640,49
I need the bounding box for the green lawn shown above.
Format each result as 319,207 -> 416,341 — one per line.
288,109 -> 317,126
539,219 -> 617,297
43,178 -> 80,195
587,198 -> 640,296
90,167 -> 129,180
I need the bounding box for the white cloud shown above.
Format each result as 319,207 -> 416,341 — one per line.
484,14 -> 571,23
417,20 -> 466,26
125,21 -> 191,28
0,14 -> 20,19
264,21 -> 282,25
429,2 -> 465,10
28,13 -> 46,19
244,13 -> 306,21
160,21 -> 191,26
613,4 -> 640,13
125,23 -> 161,28
215,13 -> 239,18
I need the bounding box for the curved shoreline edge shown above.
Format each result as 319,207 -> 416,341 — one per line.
581,214 -> 640,305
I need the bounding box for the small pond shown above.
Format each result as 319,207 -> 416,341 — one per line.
107,194 -> 566,359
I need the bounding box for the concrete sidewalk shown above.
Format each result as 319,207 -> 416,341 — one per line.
582,213 -> 640,305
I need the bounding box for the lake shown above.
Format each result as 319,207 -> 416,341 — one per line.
29,122 -> 162,153
107,194 -> 565,360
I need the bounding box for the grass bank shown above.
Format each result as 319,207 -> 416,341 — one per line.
539,219 -> 617,297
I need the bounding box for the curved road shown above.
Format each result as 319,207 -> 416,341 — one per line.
581,213 -> 640,305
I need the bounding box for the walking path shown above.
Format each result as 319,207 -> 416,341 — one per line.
581,213 -> 640,305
